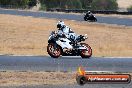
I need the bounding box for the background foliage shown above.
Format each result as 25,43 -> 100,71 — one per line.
91,0 -> 118,10
127,6 -> 132,11
0,0 -> 118,10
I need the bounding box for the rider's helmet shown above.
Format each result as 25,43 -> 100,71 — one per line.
57,21 -> 65,29
88,11 -> 91,14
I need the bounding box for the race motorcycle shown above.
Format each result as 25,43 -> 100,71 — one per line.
47,31 -> 92,58
84,14 -> 97,22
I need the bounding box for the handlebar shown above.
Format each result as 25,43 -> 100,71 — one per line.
75,34 -> 88,43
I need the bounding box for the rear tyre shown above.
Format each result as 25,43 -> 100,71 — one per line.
80,43 -> 92,58
47,43 -> 62,58
94,18 -> 97,22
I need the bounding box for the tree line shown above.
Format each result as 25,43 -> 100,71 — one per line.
40,0 -> 92,9
0,0 -> 118,10
0,0 -> 37,8
40,0 -> 118,10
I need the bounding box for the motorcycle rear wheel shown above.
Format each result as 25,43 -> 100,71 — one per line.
47,43 -> 62,58
94,18 -> 97,22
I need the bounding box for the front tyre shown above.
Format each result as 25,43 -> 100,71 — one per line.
84,16 -> 88,21
80,43 -> 92,58
47,43 -> 62,58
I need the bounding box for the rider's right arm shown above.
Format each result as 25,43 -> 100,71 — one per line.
57,30 -> 63,35
57,30 -> 65,38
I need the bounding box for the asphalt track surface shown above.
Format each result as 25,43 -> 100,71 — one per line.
0,9 -> 132,26
0,83 -> 132,88
0,56 -> 132,72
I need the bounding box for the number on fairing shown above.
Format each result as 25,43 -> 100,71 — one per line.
70,35 -> 75,40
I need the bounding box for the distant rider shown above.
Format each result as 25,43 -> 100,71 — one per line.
86,11 -> 93,17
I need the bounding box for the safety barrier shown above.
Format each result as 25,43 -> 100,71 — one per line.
47,9 -> 132,15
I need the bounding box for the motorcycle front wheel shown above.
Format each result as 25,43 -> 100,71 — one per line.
80,43 -> 92,58
84,16 -> 88,21
47,43 -> 62,58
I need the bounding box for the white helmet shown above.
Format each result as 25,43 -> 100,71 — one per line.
57,21 -> 65,29
88,11 -> 91,14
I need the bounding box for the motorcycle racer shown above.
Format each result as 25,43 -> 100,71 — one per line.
84,11 -> 97,22
47,21 -> 92,58
86,11 -> 93,17
56,21 -> 78,51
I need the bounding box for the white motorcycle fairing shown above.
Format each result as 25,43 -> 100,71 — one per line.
78,46 -> 87,50
56,38 -> 73,49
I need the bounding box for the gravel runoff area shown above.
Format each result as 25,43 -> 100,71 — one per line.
0,14 -> 132,57
0,71 -> 75,86
0,71 -> 131,88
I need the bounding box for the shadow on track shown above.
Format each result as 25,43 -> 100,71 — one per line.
47,56 -> 92,60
